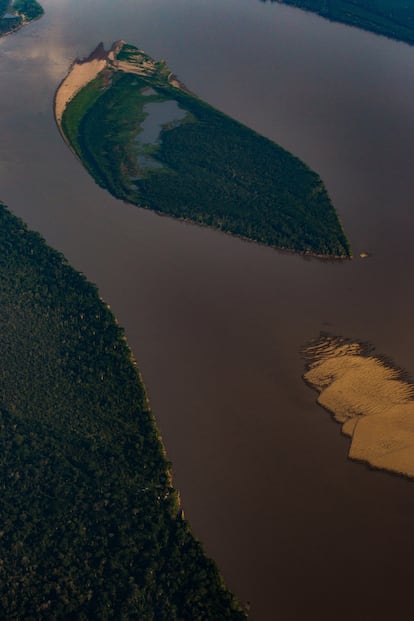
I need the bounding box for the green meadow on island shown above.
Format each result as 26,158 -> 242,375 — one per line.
0,0 -> 43,35
0,202 -> 247,619
60,42 -> 351,258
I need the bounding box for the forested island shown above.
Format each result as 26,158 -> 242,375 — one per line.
57,41 -> 351,258
0,0 -> 43,36
263,1 -> 414,47
0,202 -> 248,619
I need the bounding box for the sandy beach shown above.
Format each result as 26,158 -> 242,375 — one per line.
304,336 -> 414,478
54,56 -> 107,126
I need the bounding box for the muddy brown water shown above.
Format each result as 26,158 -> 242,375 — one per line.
1,1 -> 414,618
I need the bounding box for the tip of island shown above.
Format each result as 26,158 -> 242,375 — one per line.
55,40 -> 352,259
304,335 -> 414,479
0,0 -> 44,37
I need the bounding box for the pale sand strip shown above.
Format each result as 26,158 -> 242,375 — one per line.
54,41 -> 126,129
54,40 -> 189,135
54,57 -> 108,125
304,336 -> 414,478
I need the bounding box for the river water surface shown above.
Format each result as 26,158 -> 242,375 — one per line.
2,1 -> 414,619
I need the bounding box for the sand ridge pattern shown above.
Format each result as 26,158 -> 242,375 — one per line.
304,335 -> 414,478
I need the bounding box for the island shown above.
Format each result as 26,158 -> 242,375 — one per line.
0,0 -> 43,36
304,335 -> 414,479
0,201 -> 248,619
56,41 -> 351,258
263,1 -> 414,48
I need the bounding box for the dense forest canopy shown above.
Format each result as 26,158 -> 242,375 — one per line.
0,0 -> 43,35
262,0 -> 414,46
0,202 -> 248,619
61,43 -> 351,258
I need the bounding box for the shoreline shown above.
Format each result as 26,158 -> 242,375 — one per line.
55,42 -> 352,261
53,41 -> 127,159
0,5 -> 44,40
303,334 -> 414,480
0,201 -> 247,618
278,0 -> 414,49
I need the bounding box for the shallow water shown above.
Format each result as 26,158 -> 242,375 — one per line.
1,1 -> 414,618
136,99 -> 186,170
138,100 -> 186,144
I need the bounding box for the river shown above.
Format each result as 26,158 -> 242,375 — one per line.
1,1 -> 414,618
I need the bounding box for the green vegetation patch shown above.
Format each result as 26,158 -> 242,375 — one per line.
61,43 -> 351,257
0,0 -> 10,16
0,0 -> 43,35
263,0 -> 414,47
13,0 -> 43,20
0,202 -> 247,619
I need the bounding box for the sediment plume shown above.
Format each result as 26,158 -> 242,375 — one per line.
304,335 -> 414,478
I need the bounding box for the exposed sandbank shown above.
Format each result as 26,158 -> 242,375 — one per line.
54,43 -> 111,126
54,40 -> 188,133
304,335 -> 414,479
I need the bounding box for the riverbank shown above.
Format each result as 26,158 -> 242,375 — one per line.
0,0 -> 43,38
0,201 -> 248,618
54,42 -> 111,126
304,335 -> 414,479
275,1 -> 414,47
56,41 -> 352,258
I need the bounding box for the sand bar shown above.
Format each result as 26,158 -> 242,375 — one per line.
304,335 -> 414,478
54,46 -> 109,126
